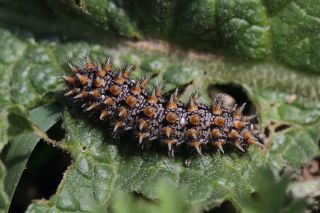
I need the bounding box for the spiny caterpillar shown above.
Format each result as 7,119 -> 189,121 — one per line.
64,54 -> 262,156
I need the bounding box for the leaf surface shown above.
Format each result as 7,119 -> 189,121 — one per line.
0,27 -> 316,212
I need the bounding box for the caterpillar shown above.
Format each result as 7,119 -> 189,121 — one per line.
63,54 -> 262,156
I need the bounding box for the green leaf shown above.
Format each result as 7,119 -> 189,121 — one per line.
26,111 -> 266,212
6,105 -> 33,137
178,0 -> 218,46
0,108 -> 9,212
0,110 -> 9,152
0,162 -> 8,213
3,104 -> 63,206
0,27 -> 28,106
26,98 -> 319,212
270,1 -> 320,73
0,28 -> 64,108
216,0 -> 270,59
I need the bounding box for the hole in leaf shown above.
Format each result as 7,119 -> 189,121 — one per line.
251,191 -> 258,201
279,165 -> 295,176
274,124 -> 291,132
207,84 -> 256,116
184,159 -> 192,167
264,126 -> 270,138
206,200 -> 237,213
46,120 -> 66,141
300,156 -> 320,181
75,0 -> 80,6
9,122 -> 71,213
132,191 -> 154,203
